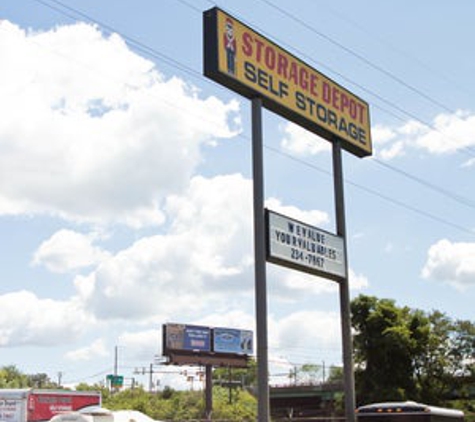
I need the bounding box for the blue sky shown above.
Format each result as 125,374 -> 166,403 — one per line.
1,0 -> 474,390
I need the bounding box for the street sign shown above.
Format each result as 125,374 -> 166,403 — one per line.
107,374 -> 124,387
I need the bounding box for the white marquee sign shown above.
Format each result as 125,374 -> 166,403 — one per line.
266,209 -> 346,281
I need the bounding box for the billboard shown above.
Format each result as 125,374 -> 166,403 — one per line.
266,209 -> 346,281
213,327 -> 253,355
164,323 -> 211,353
163,323 -> 253,358
204,7 -> 372,158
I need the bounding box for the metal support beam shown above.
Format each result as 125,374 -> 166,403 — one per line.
205,364 -> 213,421
332,139 -> 356,422
252,97 -> 270,422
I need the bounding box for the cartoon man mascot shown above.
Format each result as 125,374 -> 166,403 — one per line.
224,17 -> 236,75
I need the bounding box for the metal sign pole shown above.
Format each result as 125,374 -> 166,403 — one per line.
252,97 -> 270,422
205,364 -> 213,421
332,139 -> 356,422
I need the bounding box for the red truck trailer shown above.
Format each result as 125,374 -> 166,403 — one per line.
0,389 -> 101,422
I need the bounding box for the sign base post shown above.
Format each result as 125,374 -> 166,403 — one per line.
252,97 -> 270,422
333,139 -> 356,422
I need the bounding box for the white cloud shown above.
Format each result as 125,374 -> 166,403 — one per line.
196,310 -> 255,332
0,20 -> 364,352
414,111 -> 475,155
32,229 -> 110,273
65,339 -> 108,361
421,239 -> 475,290
268,265 -> 368,302
165,174 -> 254,281
265,197 -> 329,227
271,267 -> 336,299
348,268 -> 369,290
372,125 -> 396,146
384,242 -> 394,253
269,310 -> 341,364
280,122 -> 330,156
75,174 -> 255,321
70,173 -> 349,322
0,291 -> 94,347
279,110 -> 475,162
0,165 -> 368,348
378,140 -> 405,160
0,21 -> 239,227
118,330 -> 161,360
372,111 -> 475,161
371,124 -> 405,160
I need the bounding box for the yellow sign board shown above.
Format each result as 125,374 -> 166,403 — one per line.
204,7 -> 372,157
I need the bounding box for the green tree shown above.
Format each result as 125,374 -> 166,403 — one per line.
413,310 -> 453,402
27,373 -> 57,389
101,382 -> 257,421
449,319 -> 475,395
0,365 -> 29,388
299,363 -> 322,385
327,365 -> 344,384
414,313 -> 475,403
0,365 -> 58,389
351,295 -> 422,403
212,358 -> 257,389
211,386 -> 257,421
351,294 -> 475,408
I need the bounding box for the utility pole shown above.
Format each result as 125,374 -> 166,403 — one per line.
134,364 -> 164,392
114,346 -> 118,376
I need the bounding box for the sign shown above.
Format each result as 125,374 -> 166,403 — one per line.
164,323 -> 211,353
213,328 -> 253,355
204,7 -> 372,158
107,375 -> 124,387
0,398 -> 22,422
266,209 -> 346,281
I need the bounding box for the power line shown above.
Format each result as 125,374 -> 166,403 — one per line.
373,159 -> 475,210
256,0 -> 457,116
209,1 -> 475,160
33,0 -> 204,82
315,2 -> 475,101
199,1 -> 475,160
36,0 -> 475,160
250,0 -> 475,158
174,0 -> 205,13
63,368 -> 111,384
197,2 -> 475,208
264,145 -> 475,237
28,0 -> 475,236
